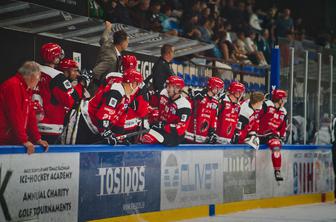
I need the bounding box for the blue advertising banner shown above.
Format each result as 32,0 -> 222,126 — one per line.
78,151 -> 161,222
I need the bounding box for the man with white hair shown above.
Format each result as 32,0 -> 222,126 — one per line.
0,61 -> 49,154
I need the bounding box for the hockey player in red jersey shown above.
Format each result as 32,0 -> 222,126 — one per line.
216,81 -> 245,144
258,89 -> 288,181
185,77 -> 224,143
233,91 -> 265,149
34,43 -> 80,143
142,76 -> 191,146
63,68 -> 144,144
58,58 -> 91,100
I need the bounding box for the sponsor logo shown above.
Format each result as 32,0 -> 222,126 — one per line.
97,166 -> 145,196
162,154 -> 219,203
63,80 -> 72,90
108,98 -> 118,108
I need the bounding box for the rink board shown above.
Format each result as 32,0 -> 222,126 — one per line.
0,144 -> 334,222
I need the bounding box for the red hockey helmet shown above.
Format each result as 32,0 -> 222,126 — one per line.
123,68 -> 143,84
228,81 -> 245,94
122,55 -> 138,70
166,76 -> 185,88
58,59 -> 78,71
208,77 -> 224,90
267,138 -> 282,150
40,43 -> 63,63
272,89 -> 287,101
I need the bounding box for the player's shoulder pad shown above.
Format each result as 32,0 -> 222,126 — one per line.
264,99 -> 274,107
193,90 -> 205,100
280,106 -> 287,115
160,88 -> 168,97
50,73 -> 72,91
40,65 -> 63,79
105,83 -> 125,107
240,100 -> 254,118
175,95 -> 191,110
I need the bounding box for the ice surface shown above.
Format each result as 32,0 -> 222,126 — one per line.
179,203 -> 336,222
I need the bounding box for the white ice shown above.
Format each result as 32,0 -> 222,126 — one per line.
179,202 -> 336,222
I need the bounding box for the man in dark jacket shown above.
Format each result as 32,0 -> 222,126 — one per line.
152,44 -> 175,92
0,61 -> 49,154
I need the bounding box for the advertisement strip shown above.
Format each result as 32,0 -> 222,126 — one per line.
0,153 -> 79,222
78,151 -> 161,222
161,150 -> 223,210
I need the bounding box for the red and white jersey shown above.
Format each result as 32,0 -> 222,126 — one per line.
236,99 -> 260,143
123,94 -> 149,134
258,100 -> 288,138
185,90 -> 219,143
216,94 -> 241,143
80,82 -> 131,135
34,65 -> 80,135
160,89 -> 191,136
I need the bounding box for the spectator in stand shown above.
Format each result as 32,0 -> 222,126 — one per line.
257,29 -> 272,64
144,44 -> 175,107
114,0 -> 133,25
231,1 -> 249,32
314,116 -> 332,145
91,21 -> 129,93
221,0 -> 236,25
276,8 -> 294,37
99,0 -> 118,22
261,7 -> 278,42
198,17 -> 215,43
215,30 -> 236,62
182,13 -> 201,40
233,31 -> 252,64
160,4 -> 179,36
0,61 -> 49,154
244,31 -> 268,65
131,0 -> 151,29
147,1 -> 162,32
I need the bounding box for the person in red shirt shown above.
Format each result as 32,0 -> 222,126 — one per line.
142,76 -> 191,146
233,91 -> 264,149
185,77 -> 224,143
63,68 -> 144,144
33,43 -> 80,144
216,81 -> 245,144
258,89 -> 288,181
0,61 -> 48,154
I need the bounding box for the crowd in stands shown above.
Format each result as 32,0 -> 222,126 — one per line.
89,0 -> 336,66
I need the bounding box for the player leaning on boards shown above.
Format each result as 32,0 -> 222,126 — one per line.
258,89 -> 288,182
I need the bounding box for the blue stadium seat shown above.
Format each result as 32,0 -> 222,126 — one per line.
231,64 -> 240,72
177,72 -> 183,79
224,79 -> 231,89
191,75 -> 199,87
184,73 -> 191,86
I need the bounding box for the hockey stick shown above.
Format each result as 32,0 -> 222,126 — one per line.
92,129 -> 150,145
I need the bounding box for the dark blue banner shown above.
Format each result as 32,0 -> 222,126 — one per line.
78,151 -> 161,222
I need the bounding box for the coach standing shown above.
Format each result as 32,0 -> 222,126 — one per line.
91,21 -> 129,93
0,61 -> 49,154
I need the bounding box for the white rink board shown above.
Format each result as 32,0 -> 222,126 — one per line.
255,149 -> 334,199
161,150 -> 224,210
0,153 -> 80,222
